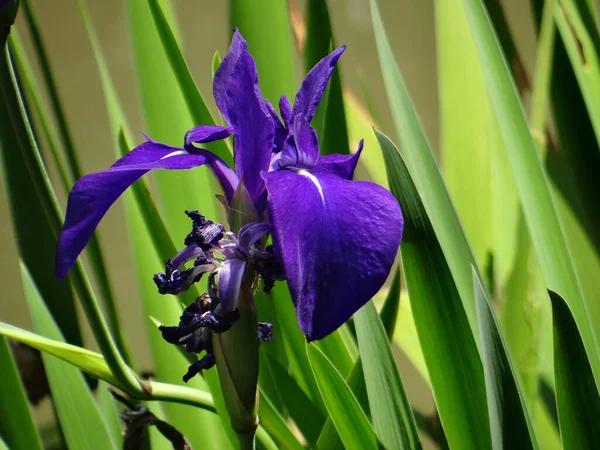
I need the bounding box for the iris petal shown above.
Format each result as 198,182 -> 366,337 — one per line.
216,259 -> 246,314
184,125 -> 233,146
311,139 -> 363,180
263,170 -> 403,341
56,140 -> 207,279
278,115 -> 319,170
292,46 -> 346,123
225,51 -> 274,201
213,29 -> 246,122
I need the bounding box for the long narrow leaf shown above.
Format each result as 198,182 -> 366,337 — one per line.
370,0 -> 482,335
460,0 -> 600,388
20,264 -> 118,450
354,301 -> 420,450
550,290 -> 600,449
127,0 -> 220,240
308,344 -> 378,450
230,0 -> 296,103
304,0 -> 350,156
0,337 -> 42,450
145,0 -> 232,165
377,130 -> 491,449
474,269 -> 538,449
0,34 -> 81,347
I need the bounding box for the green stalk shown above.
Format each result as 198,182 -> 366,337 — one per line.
0,39 -> 141,394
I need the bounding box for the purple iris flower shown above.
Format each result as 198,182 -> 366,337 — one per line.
56,30 -> 403,342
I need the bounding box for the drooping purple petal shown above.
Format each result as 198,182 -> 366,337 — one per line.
292,46 -> 346,123
225,51 -> 274,201
263,170 -> 403,341
278,115 -> 319,170
237,222 -> 271,252
184,125 -> 233,146
56,140 -> 208,279
311,139 -> 363,180
216,259 -> 246,314
185,145 -> 238,202
213,29 -> 246,122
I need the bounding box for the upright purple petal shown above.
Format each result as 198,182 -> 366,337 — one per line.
292,46 -> 346,123
279,95 -> 292,125
264,100 -> 286,153
185,125 -> 233,146
226,51 -> 274,201
311,139 -> 363,180
213,29 -> 246,122
56,140 -> 207,279
263,170 -> 403,341
278,115 -> 319,170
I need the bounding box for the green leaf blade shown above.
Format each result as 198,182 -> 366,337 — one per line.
459,0 -> 600,389
550,290 -> 600,450
20,264 -> 117,450
354,301 -> 420,450
376,130 -> 491,449
474,269 -> 538,450
308,344 -> 378,450
0,337 -> 42,450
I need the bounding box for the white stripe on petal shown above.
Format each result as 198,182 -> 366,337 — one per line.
160,150 -> 190,160
298,170 -> 325,204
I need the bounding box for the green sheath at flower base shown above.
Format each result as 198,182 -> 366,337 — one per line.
213,285 -> 260,442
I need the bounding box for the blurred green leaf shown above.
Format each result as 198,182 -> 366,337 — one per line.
96,381 -> 124,447
553,0 -> 600,150
377,129 -> 491,449
0,34 -> 81,348
473,268 -> 538,449
230,0 -> 296,104
460,0 -> 600,389
500,216 -> 544,409
0,337 -> 42,450
393,295 -> 430,384
344,93 -> 388,189
355,301 -> 420,450
550,290 -> 600,449
8,29 -> 130,362
2,29 -> 135,391
258,390 -> 304,450
269,283 -> 325,414
380,268 -> 402,338
436,0 -> 511,273
145,0 -> 232,165
20,264 -> 118,450
304,0 -> 349,156
127,0 -> 221,239
308,344 -> 378,450
370,0 -> 482,336
263,352 -> 325,447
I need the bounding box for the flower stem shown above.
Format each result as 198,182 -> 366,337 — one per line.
237,431 -> 256,450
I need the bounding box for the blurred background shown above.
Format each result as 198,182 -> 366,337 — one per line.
0,0 -> 538,440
